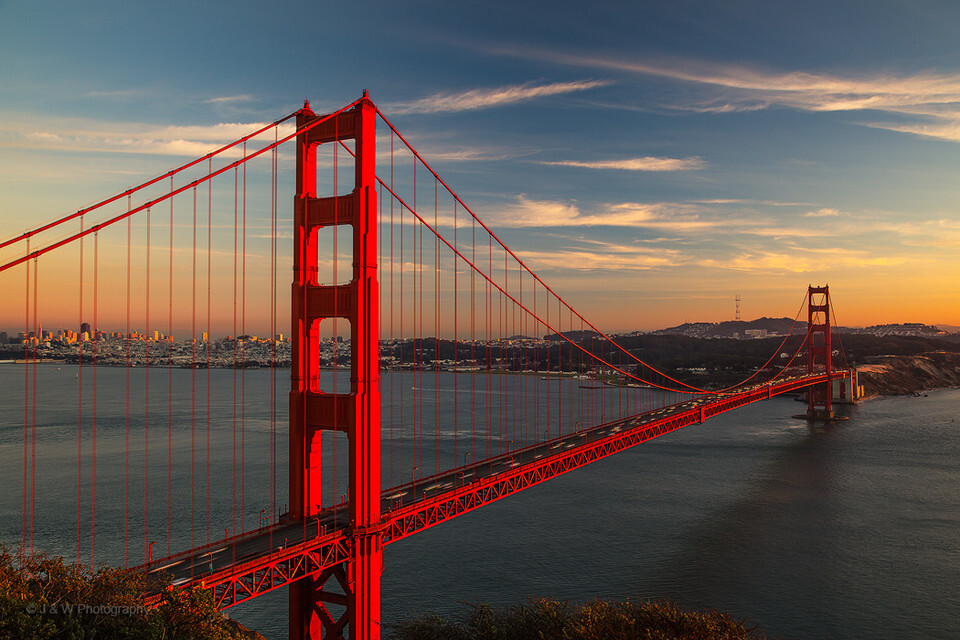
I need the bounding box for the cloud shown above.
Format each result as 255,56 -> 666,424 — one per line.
689,198 -> 813,207
205,95 -> 255,105
494,47 -> 960,142
517,248 -> 682,271
376,136 -> 513,164
862,119 -> 960,143
803,208 -> 841,217
744,226 -> 833,239
699,248 -> 909,274
512,237 -> 686,271
387,80 -> 610,114
0,115 -> 295,157
871,217 -> 960,248
506,196 -> 735,230
83,89 -> 154,100
539,156 -> 705,171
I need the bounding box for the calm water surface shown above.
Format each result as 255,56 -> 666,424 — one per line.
1,365 -> 958,639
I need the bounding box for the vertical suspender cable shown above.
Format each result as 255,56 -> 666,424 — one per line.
453,199 -> 458,469
124,213 -> 131,567
388,133 -> 394,489
470,213 -> 475,463
144,207 -> 151,563
232,165 -> 238,544
92,230 -> 98,568
544,283 -> 549,440
206,158 -> 212,545
434,177 -> 439,476
31,257 -> 38,557
417,175 -> 423,475
332,128 -> 339,514
270,132 -> 277,536
241,141 -> 247,534
396,140 -> 403,488
378,170 -> 384,482
168,178 -> 174,555
503,258 -> 508,451
191,185 -> 197,558
77,219 -> 84,565
22,239 -> 29,558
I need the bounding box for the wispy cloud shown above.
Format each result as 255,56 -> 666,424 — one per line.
803,208 -> 841,217
514,237 -> 686,271
538,156 -> 705,171
494,47 -> 960,142
517,247 -> 682,271
387,80 -> 610,114
871,217 -> 960,249
205,95 -> 255,105
484,195 -> 731,230
83,88 -> 155,100
699,249 -> 909,274
375,134 -> 514,164
0,115 -> 295,157
861,119 -> 960,143
689,198 -> 813,207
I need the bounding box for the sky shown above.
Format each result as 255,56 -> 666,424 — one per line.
2,0 -> 959,334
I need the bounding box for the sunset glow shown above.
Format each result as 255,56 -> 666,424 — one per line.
2,1 -> 959,334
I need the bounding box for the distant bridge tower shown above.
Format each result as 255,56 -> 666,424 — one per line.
805,285 -> 833,419
290,94 -> 382,640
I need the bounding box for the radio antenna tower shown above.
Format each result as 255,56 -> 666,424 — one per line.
735,293 -> 741,321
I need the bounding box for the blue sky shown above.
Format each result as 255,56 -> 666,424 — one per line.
2,0 -> 960,331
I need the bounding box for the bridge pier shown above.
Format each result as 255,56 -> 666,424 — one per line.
291,95 -> 382,640
831,369 -> 863,404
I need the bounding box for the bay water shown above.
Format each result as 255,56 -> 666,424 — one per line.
1,365 -> 958,639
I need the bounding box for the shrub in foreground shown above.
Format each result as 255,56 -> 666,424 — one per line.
0,546 -> 249,639
389,597 -> 768,640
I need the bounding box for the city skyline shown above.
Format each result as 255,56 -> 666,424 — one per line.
2,1 -> 959,331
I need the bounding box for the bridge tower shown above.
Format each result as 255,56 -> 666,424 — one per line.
806,285 -> 833,419
290,95 -> 381,640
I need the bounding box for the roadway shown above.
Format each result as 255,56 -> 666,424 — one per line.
140,373 -> 823,597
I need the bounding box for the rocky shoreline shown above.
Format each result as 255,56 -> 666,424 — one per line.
856,351 -> 960,396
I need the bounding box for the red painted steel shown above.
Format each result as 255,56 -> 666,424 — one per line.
290,94 -> 381,640
379,373 -> 840,544
211,532 -> 352,610
4,94 -> 861,640
806,285 -> 833,419
156,372 -> 846,610
0,102 -> 361,275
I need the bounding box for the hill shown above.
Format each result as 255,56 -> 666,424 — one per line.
650,317 -> 798,339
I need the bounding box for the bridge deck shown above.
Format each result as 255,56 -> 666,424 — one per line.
138,372 -> 840,608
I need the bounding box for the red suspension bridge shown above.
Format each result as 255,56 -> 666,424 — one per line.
0,93 -> 858,639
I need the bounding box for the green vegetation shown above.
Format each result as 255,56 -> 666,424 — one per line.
0,546 -> 251,639
389,597 -> 769,640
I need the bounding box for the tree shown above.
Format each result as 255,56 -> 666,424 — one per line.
0,546 -> 253,639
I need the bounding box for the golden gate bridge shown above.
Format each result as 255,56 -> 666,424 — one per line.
0,93 -> 858,639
